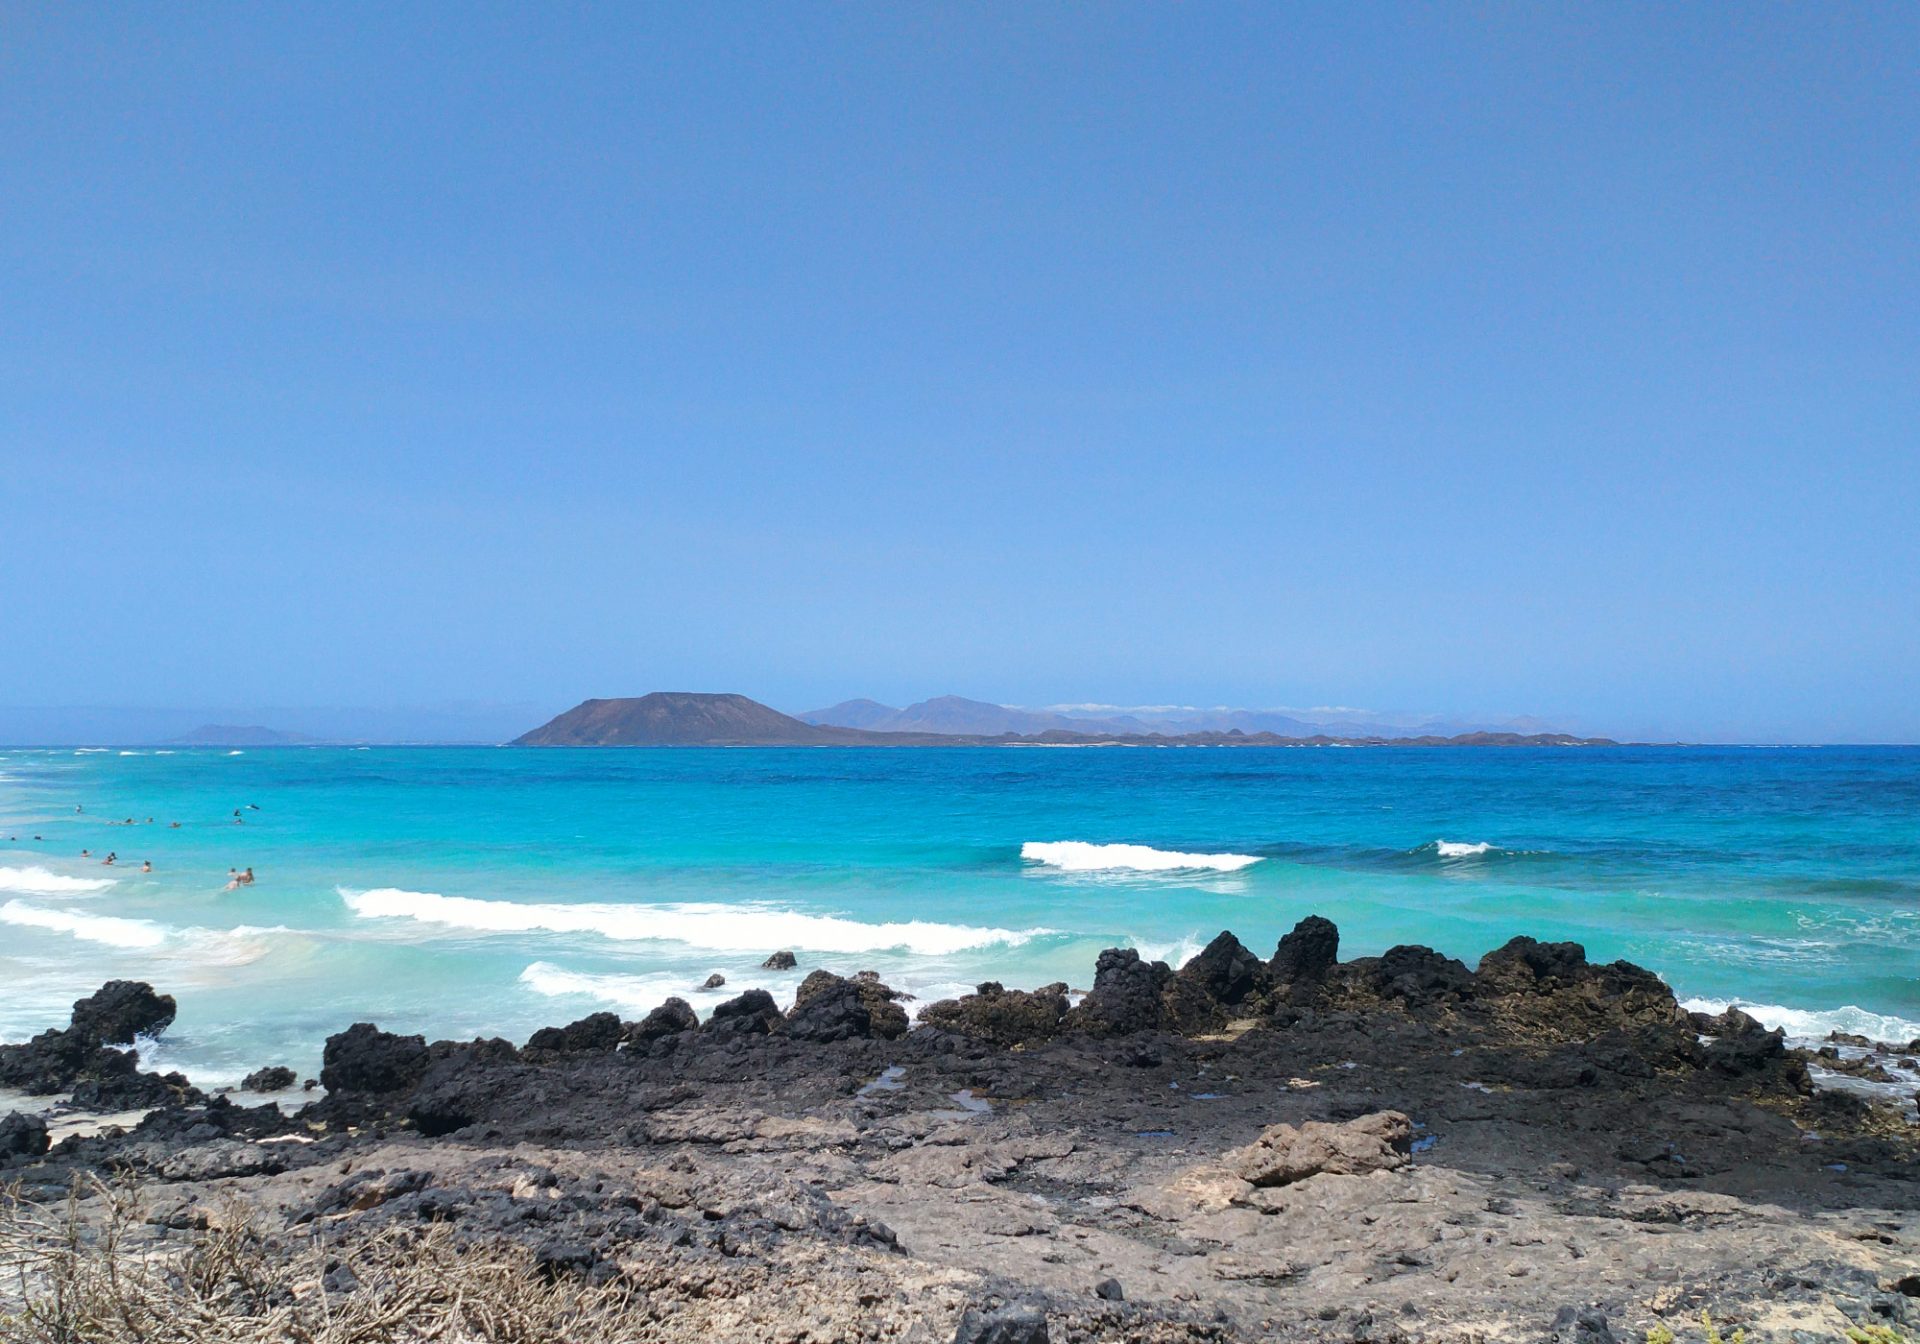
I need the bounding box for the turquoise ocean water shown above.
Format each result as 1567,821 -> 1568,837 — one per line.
1,745 -> 1916,1085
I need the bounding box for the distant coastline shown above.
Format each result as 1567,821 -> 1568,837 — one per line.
510,692 -> 1620,749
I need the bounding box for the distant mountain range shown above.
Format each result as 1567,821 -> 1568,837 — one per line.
515,693 -> 1614,748
797,694 -> 1561,740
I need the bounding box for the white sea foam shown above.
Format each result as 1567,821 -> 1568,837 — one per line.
0,900 -> 166,949
1680,997 -> 1920,1046
1128,934 -> 1209,967
1021,841 -> 1261,873
521,960 -> 985,1025
1434,840 -> 1496,859
520,963 -> 738,1016
0,900 -> 288,970
0,865 -> 117,895
342,887 -> 1048,956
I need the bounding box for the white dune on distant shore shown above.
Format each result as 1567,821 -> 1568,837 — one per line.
1021,840 -> 1262,873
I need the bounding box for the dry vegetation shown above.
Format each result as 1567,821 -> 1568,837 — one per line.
0,1178 -> 645,1344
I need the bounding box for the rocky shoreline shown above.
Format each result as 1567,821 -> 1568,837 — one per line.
3,919 -> 1918,1342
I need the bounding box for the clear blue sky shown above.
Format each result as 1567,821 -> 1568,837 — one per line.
3,6 -> 1915,742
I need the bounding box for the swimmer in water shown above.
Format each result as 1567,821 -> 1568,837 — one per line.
170,821 -> 181,829
102,852 -> 116,865
141,861 -> 152,873
225,867 -> 240,890
241,867 -> 255,884
81,848 -> 91,858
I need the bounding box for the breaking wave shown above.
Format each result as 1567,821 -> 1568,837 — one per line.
1433,840 -> 1497,859
341,887 -> 1048,956
1127,934 -> 1208,967
519,962 -> 723,1015
0,865 -> 117,895
1679,997 -> 1920,1046
0,899 -> 165,949
1021,841 -> 1262,873
0,901 -> 290,970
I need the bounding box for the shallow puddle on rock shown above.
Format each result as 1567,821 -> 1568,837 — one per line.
856,1066 -> 906,1097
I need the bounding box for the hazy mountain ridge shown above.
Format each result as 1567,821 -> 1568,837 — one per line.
799,695 -> 1564,740
521,693 -> 1612,748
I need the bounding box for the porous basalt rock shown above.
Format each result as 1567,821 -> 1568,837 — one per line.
784,971 -> 910,1042
1163,930 -> 1268,1032
1065,948 -> 1173,1036
918,983 -> 1070,1047
762,950 -> 798,970
625,997 -> 699,1044
1223,1109 -> 1414,1187
0,1111 -> 50,1160
525,1012 -> 623,1055
785,976 -> 872,1042
1270,914 -> 1340,994
320,1024 -> 431,1095
1335,944 -> 1476,1009
69,981 -> 177,1045
704,989 -> 782,1037
242,1066 -> 296,1092
1477,936 -> 1685,1037
0,981 -> 194,1107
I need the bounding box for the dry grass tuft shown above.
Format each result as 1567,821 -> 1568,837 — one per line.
0,1177 -> 649,1343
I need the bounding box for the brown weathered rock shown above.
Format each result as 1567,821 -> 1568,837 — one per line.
1223,1110 -> 1414,1187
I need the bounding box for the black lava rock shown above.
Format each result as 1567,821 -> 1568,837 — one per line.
69,981 -> 177,1046
0,1111 -> 50,1160
525,1012 -> 623,1055
320,1023 -> 430,1095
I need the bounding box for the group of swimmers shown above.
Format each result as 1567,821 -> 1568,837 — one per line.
85,850 -> 153,873
60,801 -> 263,887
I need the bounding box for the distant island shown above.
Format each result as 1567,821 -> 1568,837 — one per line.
513,693 -> 1616,748
168,724 -> 319,746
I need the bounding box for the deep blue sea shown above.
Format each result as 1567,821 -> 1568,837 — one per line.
2,745 -> 1916,1086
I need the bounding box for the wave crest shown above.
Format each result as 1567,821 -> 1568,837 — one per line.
1679,997 -> 1920,1046
0,865 -> 117,895
1434,840 -> 1496,859
342,887 -> 1047,956
0,899 -> 165,949
520,962 -> 724,1016
1021,841 -> 1261,873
